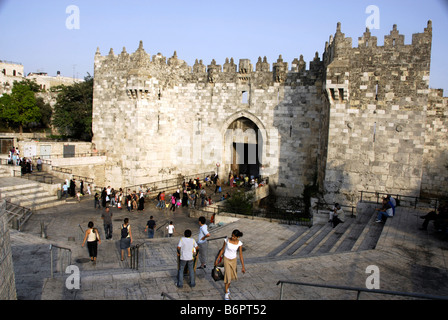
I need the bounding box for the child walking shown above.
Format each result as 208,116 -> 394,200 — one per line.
166,221 -> 175,237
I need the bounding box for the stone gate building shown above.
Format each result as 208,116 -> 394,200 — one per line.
92,21 -> 447,203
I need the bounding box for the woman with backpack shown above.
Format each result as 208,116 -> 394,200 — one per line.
120,218 -> 133,261
81,221 -> 101,262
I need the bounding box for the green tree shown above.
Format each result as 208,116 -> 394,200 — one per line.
52,74 -> 93,141
224,189 -> 254,215
35,96 -> 53,129
0,80 -> 42,133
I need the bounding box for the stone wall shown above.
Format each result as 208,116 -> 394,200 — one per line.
0,200 -> 17,300
92,20 -> 447,202
421,89 -> 448,196
92,44 -> 325,196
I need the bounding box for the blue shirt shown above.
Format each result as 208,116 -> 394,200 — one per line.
198,224 -> 209,244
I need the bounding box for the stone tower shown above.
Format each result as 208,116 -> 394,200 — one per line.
321,21 -> 444,203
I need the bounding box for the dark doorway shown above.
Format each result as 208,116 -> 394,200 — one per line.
228,117 -> 261,179
233,142 -> 259,178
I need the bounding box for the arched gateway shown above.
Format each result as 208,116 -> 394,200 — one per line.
221,111 -> 269,181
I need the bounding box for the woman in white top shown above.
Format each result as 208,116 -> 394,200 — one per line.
214,229 -> 246,300
82,221 -> 101,262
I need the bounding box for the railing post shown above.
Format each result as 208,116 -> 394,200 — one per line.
136,245 -> 139,270
143,243 -> 146,272
279,282 -> 284,300
50,245 -> 54,278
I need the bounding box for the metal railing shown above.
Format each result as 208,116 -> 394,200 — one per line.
276,280 -> 448,300
5,201 -> 33,231
130,242 -> 146,271
197,203 -> 312,226
124,171 -> 215,196
316,201 -> 357,217
49,244 -> 72,278
359,191 -> 440,211
33,152 -> 106,159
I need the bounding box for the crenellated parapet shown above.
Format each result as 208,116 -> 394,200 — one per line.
323,20 -> 433,106
94,40 -> 326,92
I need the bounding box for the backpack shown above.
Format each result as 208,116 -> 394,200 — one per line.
121,224 -> 129,238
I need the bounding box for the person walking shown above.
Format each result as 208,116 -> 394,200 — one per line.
144,216 -> 156,238
166,221 -> 175,237
198,216 -> 210,269
170,194 -> 177,212
81,221 -> 101,262
120,218 -> 133,261
101,207 -> 113,239
160,191 -> 166,210
94,191 -> 101,209
214,178 -> 221,194
214,229 -> 245,300
176,229 -> 199,288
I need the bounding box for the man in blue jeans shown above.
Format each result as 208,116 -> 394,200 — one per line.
144,216 -> 156,238
177,229 -> 198,288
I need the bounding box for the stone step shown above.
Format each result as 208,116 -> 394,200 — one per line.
272,225 -> 319,257
310,217 -> 355,255
351,214 -> 384,251
0,177 -> 66,213
1,185 -> 47,198
8,192 -> 57,205
293,223 -> 335,256
0,181 -> 41,193
266,206 -> 384,259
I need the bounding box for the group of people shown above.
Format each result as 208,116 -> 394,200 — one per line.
81,205 -> 246,300
155,188 -> 215,212
175,216 -> 245,300
81,213 -> 133,262
62,178 -> 91,200
94,187 -> 148,212
7,147 -> 45,173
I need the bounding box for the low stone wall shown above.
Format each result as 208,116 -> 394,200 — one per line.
0,200 -> 17,300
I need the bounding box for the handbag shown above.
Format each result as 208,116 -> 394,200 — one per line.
211,266 -> 224,282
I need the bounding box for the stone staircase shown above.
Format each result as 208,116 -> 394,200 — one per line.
35,204 -> 388,300
256,204 -> 384,262
0,177 -> 67,230
8,185 -> 394,300
0,178 -> 62,211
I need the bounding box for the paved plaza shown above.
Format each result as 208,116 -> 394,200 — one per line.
7,180 -> 448,303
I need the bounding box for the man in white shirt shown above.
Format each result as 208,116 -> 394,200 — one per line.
198,216 -> 210,269
177,229 -> 198,288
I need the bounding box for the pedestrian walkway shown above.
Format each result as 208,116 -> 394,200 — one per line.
8,183 -> 448,300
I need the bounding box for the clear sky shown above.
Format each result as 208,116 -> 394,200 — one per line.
1,0 -> 447,93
